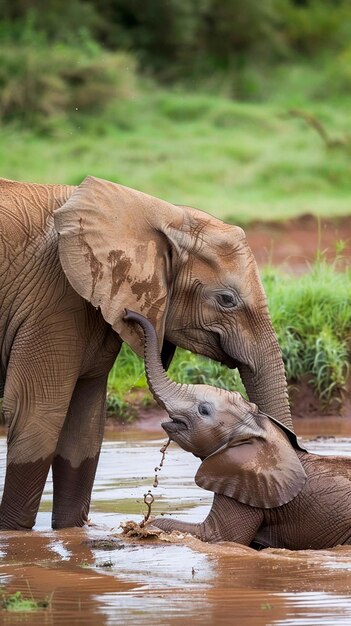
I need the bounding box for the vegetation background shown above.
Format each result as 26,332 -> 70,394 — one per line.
0,0 -> 350,416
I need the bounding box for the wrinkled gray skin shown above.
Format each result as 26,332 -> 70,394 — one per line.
126,311 -> 351,550
0,176 -> 291,530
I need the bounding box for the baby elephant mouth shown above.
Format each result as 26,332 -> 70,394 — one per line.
161,416 -> 188,434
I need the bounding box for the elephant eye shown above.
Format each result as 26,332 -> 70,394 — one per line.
216,292 -> 237,309
198,403 -> 212,417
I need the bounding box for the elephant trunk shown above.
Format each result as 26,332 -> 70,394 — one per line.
123,309 -> 183,411
238,336 -> 292,430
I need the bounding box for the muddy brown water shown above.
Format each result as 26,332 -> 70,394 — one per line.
1,418 -> 351,625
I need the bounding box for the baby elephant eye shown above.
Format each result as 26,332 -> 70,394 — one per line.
198,403 -> 212,417
216,292 -> 237,308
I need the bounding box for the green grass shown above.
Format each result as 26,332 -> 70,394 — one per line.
1,590 -> 50,612
1,81 -> 351,224
107,258 -> 351,416
266,258 -> 351,404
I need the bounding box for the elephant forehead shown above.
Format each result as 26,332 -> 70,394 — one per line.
197,220 -> 246,249
226,262 -> 263,300
210,232 -> 251,267
193,385 -> 229,404
194,387 -> 250,420
188,257 -> 265,308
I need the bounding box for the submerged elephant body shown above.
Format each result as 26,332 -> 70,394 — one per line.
1,176 -> 289,530
126,310 -> 351,550
156,451 -> 351,550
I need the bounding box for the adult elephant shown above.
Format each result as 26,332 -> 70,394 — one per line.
0,175 -> 291,530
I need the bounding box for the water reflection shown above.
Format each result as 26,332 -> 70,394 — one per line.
0,418 -> 351,625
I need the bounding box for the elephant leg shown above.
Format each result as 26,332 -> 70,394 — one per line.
0,383 -> 76,531
51,374 -> 108,529
0,448 -> 54,530
153,517 -> 208,540
0,321 -> 83,530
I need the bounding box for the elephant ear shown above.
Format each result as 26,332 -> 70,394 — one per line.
195,413 -> 307,509
54,176 -> 185,356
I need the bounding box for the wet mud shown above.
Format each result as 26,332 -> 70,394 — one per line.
1,420 -> 351,625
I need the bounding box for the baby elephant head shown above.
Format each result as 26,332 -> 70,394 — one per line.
124,309 -> 307,509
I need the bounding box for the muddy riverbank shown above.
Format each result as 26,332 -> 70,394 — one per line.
245,213 -> 351,273
1,418 -> 351,625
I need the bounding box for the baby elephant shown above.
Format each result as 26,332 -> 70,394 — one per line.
124,310 -> 351,550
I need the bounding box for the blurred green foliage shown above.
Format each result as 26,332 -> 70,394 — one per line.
1,0 -> 351,124
2,1 -> 351,61
1,0 -> 351,84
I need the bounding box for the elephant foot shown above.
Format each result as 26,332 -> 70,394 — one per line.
51,517 -> 89,530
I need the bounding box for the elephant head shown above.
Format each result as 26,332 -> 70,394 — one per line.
123,310 -> 307,509
55,176 -> 291,428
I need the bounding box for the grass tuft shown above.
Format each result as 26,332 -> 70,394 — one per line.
1,590 -> 50,612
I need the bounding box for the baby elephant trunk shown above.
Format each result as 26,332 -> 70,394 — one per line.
123,309 -> 183,411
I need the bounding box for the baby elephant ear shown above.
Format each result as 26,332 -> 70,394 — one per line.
195,414 -> 307,509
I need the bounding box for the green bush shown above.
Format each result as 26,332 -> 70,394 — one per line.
1,1 -> 351,86
92,0 -> 205,77
0,2 -> 99,44
278,0 -> 351,57
0,41 -> 137,126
